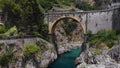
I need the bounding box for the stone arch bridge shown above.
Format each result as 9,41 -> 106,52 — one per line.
44,7 -> 120,34
44,6 -> 120,54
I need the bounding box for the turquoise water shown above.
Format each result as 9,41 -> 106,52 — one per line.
48,48 -> 81,68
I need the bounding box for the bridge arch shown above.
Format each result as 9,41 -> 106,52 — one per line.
49,16 -> 86,34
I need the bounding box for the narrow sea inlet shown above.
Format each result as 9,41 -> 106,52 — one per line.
48,48 -> 81,68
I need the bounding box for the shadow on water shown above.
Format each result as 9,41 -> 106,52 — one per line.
48,48 -> 81,68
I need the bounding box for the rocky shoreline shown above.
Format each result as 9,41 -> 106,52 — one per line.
76,44 -> 120,68
58,41 -> 83,54
0,37 -> 120,68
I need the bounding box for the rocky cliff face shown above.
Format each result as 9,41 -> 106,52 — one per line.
0,38 -> 57,68
76,44 -> 120,68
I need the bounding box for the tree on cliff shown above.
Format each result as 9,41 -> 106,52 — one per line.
0,0 -> 49,40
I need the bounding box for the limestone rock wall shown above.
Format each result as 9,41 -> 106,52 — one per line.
0,37 -> 57,68
76,45 -> 120,68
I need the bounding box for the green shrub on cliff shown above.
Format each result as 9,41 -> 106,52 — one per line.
23,44 -> 41,57
89,30 -> 119,48
76,2 -> 97,10
94,49 -> 101,55
4,26 -> 18,37
0,26 -> 18,38
0,25 -> 6,33
0,43 -> 14,66
0,55 -> 9,66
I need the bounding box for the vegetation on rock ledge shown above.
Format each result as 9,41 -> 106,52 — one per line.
0,43 -> 14,66
23,44 -> 41,57
88,30 -> 119,48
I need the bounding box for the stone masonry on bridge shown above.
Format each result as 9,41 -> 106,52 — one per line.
44,3 -> 120,34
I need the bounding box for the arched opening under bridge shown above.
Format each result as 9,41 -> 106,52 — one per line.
49,16 -> 86,54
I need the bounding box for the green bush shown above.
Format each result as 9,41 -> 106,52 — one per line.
75,2 -> 97,10
23,44 -> 41,57
39,0 -> 52,11
0,25 -> 6,33
94,49 -> 101,55
62,0 -> 71,6
88,30 -> 119,48
4,26 -> 18,37
33,32 -> 41,37
0,55 -> 9,66
0,44 -> 14,66
0,34 -> 4,38
40,23 -> 50,41
0,26 -> 18,38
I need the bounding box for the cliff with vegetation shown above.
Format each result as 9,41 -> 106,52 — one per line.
76,30 -> 120,68
0,0 -> 118,40
0,38 -> 57,68
0,0 -> 119,68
